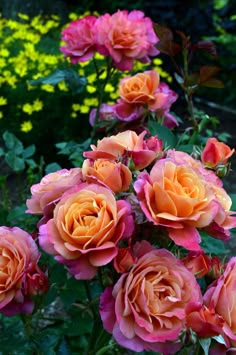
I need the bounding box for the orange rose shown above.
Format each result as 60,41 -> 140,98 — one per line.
39,183 -> 134,279
82,159 -> 132,193
201,137 -> 234,168
134,159 -> 219,250
119,70 -> 168,111
83,130 -> 163,170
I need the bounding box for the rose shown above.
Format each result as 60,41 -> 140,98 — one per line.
100,248 -> 202,353
60,16 -> 97,63
186,302 -> 224,338
26,168 -> 83,216
203,257 -> 236,347
182,251 -> 211,278
119,70 -> 168,111
0,226 -> 43,316
94,10 -> 159,70
201,137 -> 234,168
82,159 -> 132,193
39,183 -> 134,280
134,158 -> 219,250
155,82 -> 179,128
83,130 -> 163,170
166,150 -> 236,240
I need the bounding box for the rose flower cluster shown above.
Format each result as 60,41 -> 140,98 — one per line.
60,10 -> 159,70
60,10 -> 178,129
25,128 -> 236,354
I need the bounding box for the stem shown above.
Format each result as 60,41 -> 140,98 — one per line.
91,56 -> 115,139
83,280 -> 97,319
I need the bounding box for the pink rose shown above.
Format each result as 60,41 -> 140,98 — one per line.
0,226 -> 47,316
155,83 -> 179,128
39,183 -> 134,280
134,158 -> 219,250
60,16 -> 97,63
204,257 -> 236,348
89,103 -> 117,127
94,10 -> 159,70
100,248 -> 202,353
83,130 -> 163,170
26,168 -> 83,216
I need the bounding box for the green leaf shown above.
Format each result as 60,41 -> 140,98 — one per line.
212,334 -> 227,345
200,233 -> 227,255
199,338 -> 211,355
25,158 -> 37,169
57,337 -> 71,355
45,162 -> 62,174
5,151 -> 25,171
22,144 -> 36,158
3,131 -> 24,154
64,69 -> 87,94
7,205 -> 26,223
0,147 -> 5,156
148,121 -> 177,148
29,69 -> 66,86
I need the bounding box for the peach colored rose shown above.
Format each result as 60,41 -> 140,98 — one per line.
94,10 -> 159,70
166,150 -> 236,240
182,251 -> 211,278
0,226 -> 45,316
82,159 -> 132,193
201,137 -> 235,168
119,70 -> 168,111
204,257 -> 236,347
26,168 -> 83,215
39,183 -> 134,280
83,130 -> 163,170
100,248 -> 202,353
134,158 -> 219,250
186,302 -> 224,338
60,16 -> 97,63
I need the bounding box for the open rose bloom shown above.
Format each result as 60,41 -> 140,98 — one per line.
94,10 -> 159,70
60,10 -> 158,71
100,247 -> 202,354
134,151 -> 236,250
39,183 -> 134,279
0,227 -> 48,316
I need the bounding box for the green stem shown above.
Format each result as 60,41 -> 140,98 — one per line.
91,57 -> 115,139
83,280 -> 97,319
